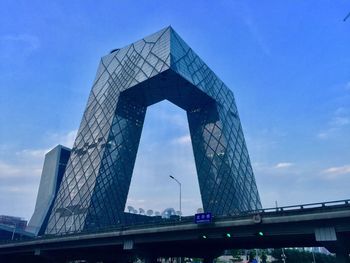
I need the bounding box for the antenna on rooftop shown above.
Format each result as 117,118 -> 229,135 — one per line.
127,206 -> 135,213
146,210 -> 154,216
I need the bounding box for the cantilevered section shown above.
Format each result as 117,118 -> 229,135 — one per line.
45,27 -> 261,235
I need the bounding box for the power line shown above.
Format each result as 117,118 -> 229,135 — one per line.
344,11 -> 350,21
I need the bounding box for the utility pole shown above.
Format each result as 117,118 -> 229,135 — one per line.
312,249 -> 317,263
11,223 -> 17,241
169,175 -> 182,221
281,248 -> 286,263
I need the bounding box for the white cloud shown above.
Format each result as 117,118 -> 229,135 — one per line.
317,132 -> 329,139
275,162 -> 294,169
0,34 -> 40,59
222,2 -> 271,56
172,135 -> 191,145
7,129 -> 77,171
243,16 -> 271,56
126,102 -> 201,215
0,160 -> 41,179
331,117 -> 350,126
322,165 -> 350,176
147,101 -> 188,130
10,129 -> 77,163
0,185 -> 36,194
254,161 -> 294,171
317,107 -> 350,139
48,129 -> 77,148
345,81 -> 350,91
0,129 -> 78,219
126,198 -> 146,205
0,161 -> 22,177
158,112 -> 187,129
16,148 -> 50,159
335,107 -> 347,115
2,34 -> 40,50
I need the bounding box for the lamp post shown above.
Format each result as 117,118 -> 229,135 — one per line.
169,175 -> 182,220
312,249 -> 316,263
281,248 -> 286,263
11,223 -> 16,241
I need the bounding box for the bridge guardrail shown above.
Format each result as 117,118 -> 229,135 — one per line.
1,198 -> 350,245
257,198 -> 350,214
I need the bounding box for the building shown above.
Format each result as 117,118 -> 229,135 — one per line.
0,215 -> 33,241
26,145 -> 71,235
38,26 -> 261,235
0,215 -> 27,230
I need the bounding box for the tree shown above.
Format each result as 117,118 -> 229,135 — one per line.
271,248 -> 336,263
229,249 -> 243,262
248,250 -> 256,262
261,250 -> 268,263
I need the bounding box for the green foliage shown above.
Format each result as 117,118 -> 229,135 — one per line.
261,250 -> 268,263
229,249 -> 243,260
215,259 -> 228,263
248,250 -> 256,261
271,248 -> 336,263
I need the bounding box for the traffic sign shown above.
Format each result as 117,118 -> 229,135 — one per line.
195,212 -> 212,224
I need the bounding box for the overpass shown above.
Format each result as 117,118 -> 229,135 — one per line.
0,199 -> 350,262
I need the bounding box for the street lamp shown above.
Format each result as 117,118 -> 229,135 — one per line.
169,175 -> 182,220
312,249 -> 317,263
11,223 -> 17,241
281,248 -> 286,263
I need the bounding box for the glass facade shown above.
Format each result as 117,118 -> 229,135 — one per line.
45,27 -> 261,235
27,145 -> 71,235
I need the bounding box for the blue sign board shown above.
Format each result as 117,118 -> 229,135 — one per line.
195,212 -> 212,224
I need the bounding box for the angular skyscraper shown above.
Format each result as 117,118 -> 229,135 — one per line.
45,27 -> 261,235
27,145 -> 71,235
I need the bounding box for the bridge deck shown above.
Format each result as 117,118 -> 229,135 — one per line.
1,199 -> 350,261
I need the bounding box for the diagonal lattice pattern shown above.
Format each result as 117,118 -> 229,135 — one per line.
45,27 -> 261,235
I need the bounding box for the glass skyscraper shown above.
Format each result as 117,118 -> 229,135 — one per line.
27,145 -> 71,235
45,27 -> 261,235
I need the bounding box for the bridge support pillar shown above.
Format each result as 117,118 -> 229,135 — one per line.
101,259 -> 129,263
335,249 -> 350,263
143,255 -> 157,263
203,256 -> 215,263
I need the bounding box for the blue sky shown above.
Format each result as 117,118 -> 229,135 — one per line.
0,1 -> 349,219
